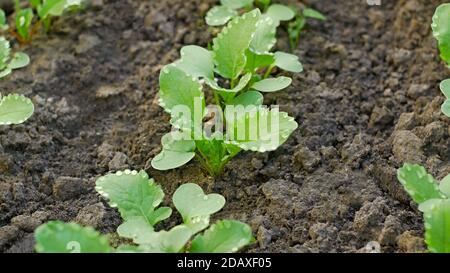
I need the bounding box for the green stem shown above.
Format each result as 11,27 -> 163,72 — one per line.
263,64 -> 275,79
230,78 -> 237,89
15,0 -> 20,11
213,91 -> 221,107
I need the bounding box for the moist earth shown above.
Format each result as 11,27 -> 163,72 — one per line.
0,0 -> 448,253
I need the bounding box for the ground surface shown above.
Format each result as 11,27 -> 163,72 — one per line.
0,0 -> 448,253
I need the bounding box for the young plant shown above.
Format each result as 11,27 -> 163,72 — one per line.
0,36 -> 33,125
34,170 -> 254,253
432,3 -> 450,117
151,10 -> 299,176
205,0 -> 326,51
287,7 -> 326,51
397,164 -> 450,253
0,36 -> 29,78
11,0 -> 83,42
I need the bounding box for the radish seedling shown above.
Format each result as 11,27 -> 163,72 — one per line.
152,10 -> 299,176
287,7 -> 326,50
34,170 -> 254,253
432,3 -> 450,117
206,0 -> 325,51
0,36 -> 29,78
0,36 -> 33,125
397,164 -> 450,253
11,0 -> 83,41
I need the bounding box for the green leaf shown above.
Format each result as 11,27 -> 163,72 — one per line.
250,15 -> 277,54
206,6 -> 237,26
116,217 -> 156,244
35,221 -> 111,253
397,163 -> 446,204
0,37 -> 11,70
229,90 -> 263,106
38,0 -> 82,18
175,45 -> 214,79
244,50 -> 274,72
432,4 -> 450,66
15,8 -> 33,41
190,220 -> 253,253
274,51 -> 303,73
419,199 -> 450,253
225,107 -> 298,152
251,76 -> 292,92
173,183 -> 225,233
139,225 -> 192,253
8,52 -> 30,70
439,173 -> 450,197
213,9 -> 261,80
159,64 -> 204,115
440,79 -> 450,117
287,16 -> 305,49
95,170 -> 172,226
0,94 -> 34,125
442,100 -> 450,118
441,79 -> 450,98
221,0 -> 254,9
266,4 -> 295,22
205,72 -> 252,93
303,8 -> 327,21
151,131 -> 196,171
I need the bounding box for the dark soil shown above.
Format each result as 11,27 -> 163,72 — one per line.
0,0 -> 448,253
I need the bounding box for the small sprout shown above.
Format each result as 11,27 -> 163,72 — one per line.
15,8 -> 33,41
35,171 -> 253,253
288,7 -> 326,51
397,163 -> 450,252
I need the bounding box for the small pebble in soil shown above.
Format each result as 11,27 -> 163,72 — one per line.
53,176 -> 85,201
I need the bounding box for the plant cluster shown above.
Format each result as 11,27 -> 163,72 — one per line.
34,170 -> 254,253
0,0 -> 84,42
205,0 -> 326,50
0,36 -> 33,125
151,9 -> 301,176
397,164 -> 450,253
395,3 -> 450,253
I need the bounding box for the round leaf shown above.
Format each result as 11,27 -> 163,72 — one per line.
8,52 -> 30,70
173,183 -> 226,220
0,94 -> 34,125
267,4 -> 295,22
274,51 -> 303,73
190,220 -> 253,253
229,90 -> 263,106
206,6 -> 237,26
35,221 -> 111,253
251,76 -> 292,92
151,150 -> 196,171
220,0 -> 254,9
